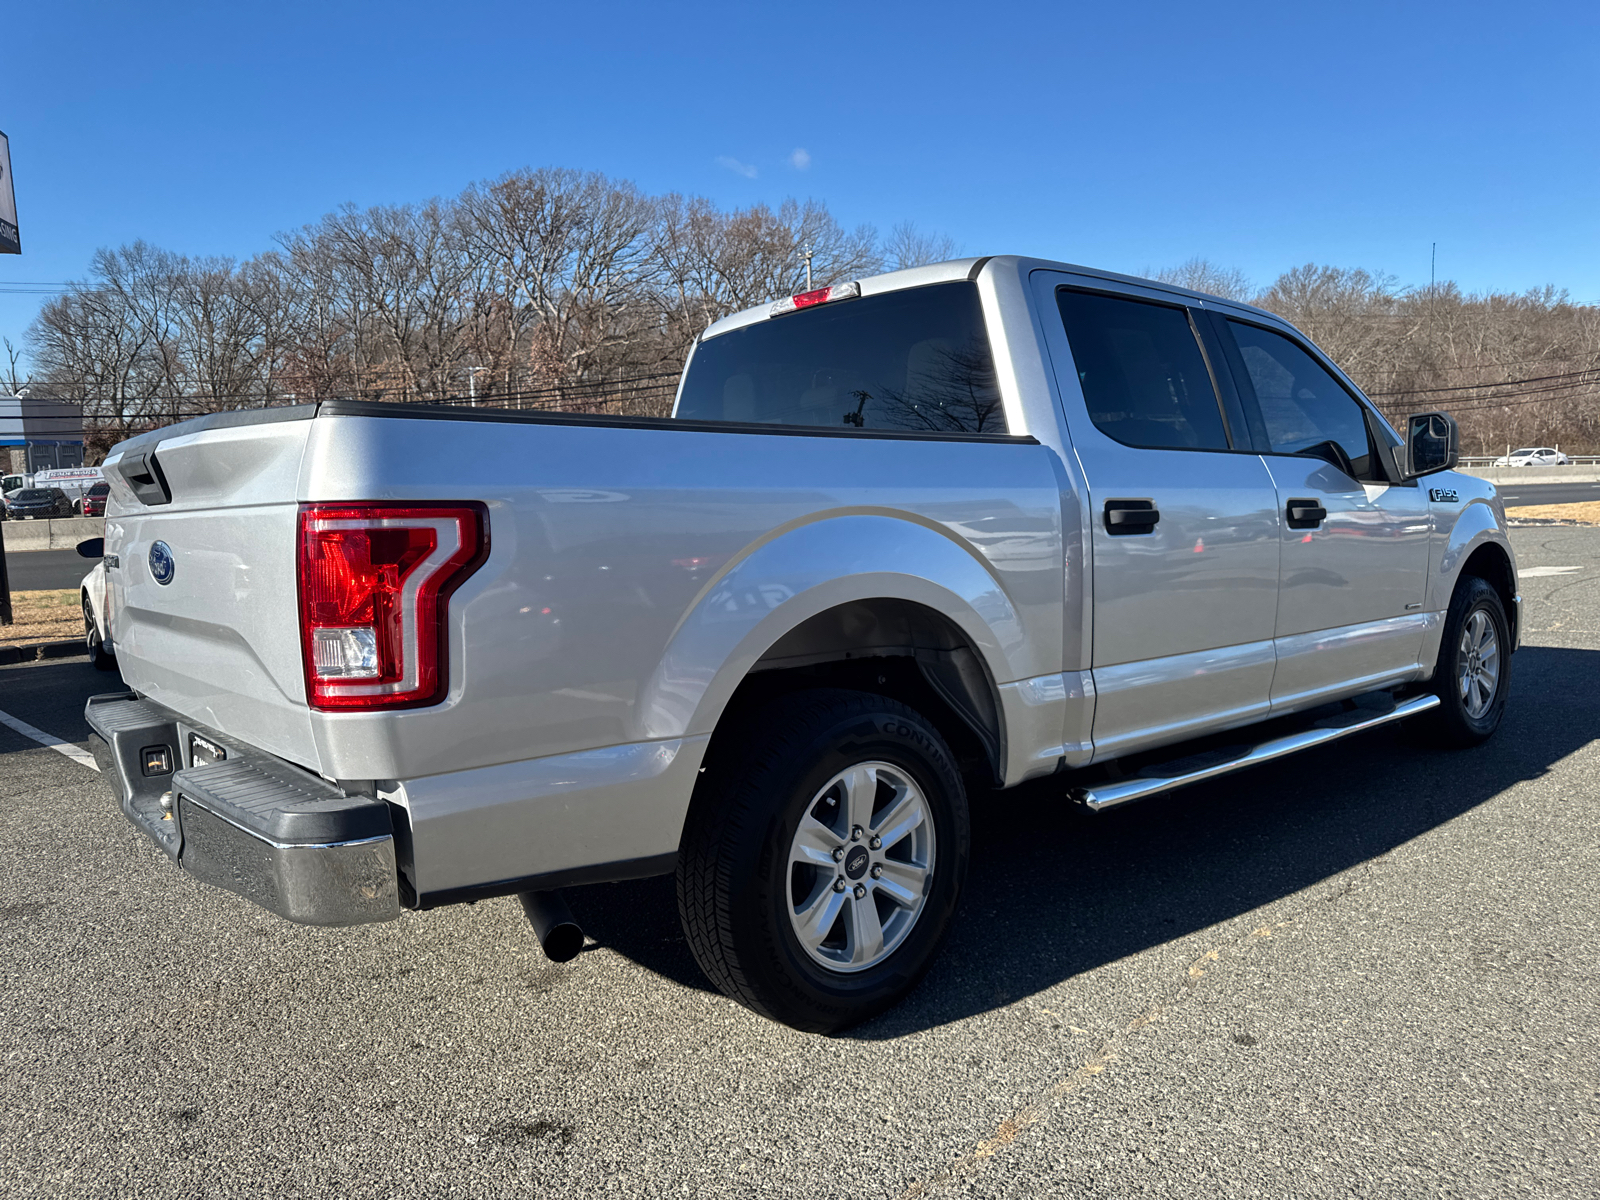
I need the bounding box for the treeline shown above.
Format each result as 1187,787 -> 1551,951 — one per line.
19,166 -> 1600,457
1158,259 -> 1600,455
25,167 -> 955,451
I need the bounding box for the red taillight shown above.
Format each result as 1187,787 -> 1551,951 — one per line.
768,280 -> 861,317
296,503 -> 488,711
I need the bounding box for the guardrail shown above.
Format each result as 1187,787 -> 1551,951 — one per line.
1460,456 -> 1600,467
0,516 -> 105,552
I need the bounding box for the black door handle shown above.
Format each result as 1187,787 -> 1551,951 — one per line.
1104,499 -> 1160,535
1286,499 -> 1327,529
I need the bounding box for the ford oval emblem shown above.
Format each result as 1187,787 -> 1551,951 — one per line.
148,541 -> 176,585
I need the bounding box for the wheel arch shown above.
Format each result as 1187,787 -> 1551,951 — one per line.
716,597 -> 1007,787
634,514 -> 1029,784
1459,541 -> 1518,647
1431,498 -> 1518,649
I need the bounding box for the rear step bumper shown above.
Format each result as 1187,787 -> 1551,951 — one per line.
1073,692 -> 1441,812
84,692 -> 400,926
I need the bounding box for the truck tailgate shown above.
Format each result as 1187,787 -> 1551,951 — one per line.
103,413 -> 320,771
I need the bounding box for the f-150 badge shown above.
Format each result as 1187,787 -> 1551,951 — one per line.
1429,487 -> 1459,503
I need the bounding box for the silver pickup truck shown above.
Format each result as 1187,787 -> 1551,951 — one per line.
82,256 -> 1517,1032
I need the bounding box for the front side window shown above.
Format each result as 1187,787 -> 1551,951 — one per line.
1056,289 -> 1230,451
675,282 -> 1005,435
1228,321 -> 1374,479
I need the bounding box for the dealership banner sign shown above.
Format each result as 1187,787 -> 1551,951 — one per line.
0,131 -> 18,254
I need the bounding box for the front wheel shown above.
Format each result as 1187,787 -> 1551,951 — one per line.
677,689 -> 969,1033
1422,575 -> 1510,746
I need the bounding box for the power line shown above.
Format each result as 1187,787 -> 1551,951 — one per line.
1367,367 -> 1600,397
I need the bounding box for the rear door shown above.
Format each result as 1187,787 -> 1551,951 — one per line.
1214,317 -> 1431,710
1033,274 -> 1282,760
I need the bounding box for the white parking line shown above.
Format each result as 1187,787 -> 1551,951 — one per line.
0,707 -> 101,772
1519,566 -> 1584,577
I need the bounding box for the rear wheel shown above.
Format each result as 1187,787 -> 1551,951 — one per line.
1422,575 -> 1510,746
677,689 -> 969,1033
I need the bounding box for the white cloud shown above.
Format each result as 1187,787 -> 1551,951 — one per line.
716,155 -> 758,179
789,147 -> 811,170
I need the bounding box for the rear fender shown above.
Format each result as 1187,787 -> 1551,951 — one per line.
637,513 -> 1023,749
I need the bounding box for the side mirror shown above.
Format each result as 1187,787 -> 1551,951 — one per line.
76,537 -> 104,558
1405,411 -> 1459,478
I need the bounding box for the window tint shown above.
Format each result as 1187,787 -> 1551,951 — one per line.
1228,321 -> 1373,478
88,483 -> 110,495
1056,290 -> 1229,451
675,282 -> 1005,434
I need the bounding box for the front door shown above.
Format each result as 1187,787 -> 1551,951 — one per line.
1218,318 -> 1431,710
1037,277 -> 1282,760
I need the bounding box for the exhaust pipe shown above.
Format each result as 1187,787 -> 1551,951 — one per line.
518,890 -> 584,963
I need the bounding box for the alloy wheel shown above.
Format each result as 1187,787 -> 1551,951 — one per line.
785,761 -> 936,974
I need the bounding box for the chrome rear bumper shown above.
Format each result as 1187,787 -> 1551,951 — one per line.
85,692 -> 400,926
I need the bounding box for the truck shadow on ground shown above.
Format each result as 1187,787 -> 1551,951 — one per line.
571,644 -> 1600,1037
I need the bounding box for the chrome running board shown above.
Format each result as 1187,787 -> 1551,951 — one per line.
1072,693 -> 1440,812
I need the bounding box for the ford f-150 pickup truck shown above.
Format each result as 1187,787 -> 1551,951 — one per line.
82,256 -> 1516,1032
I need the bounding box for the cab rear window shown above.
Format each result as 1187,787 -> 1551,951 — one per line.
675,282 -> 1006,435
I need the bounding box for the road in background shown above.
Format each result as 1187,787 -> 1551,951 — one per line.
0,547 -> 91,591
1496,480 -> 1600,506
2,528 -> 1598,1199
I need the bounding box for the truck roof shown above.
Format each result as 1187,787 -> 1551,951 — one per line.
698,254 -> 1276,342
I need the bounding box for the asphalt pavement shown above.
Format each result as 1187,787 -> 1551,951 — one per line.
1496,480 -> 1600,507
1,528 -> 1596,1198
0,547 -> 92,592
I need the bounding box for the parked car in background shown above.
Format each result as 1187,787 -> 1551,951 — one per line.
78,481 -> 111,517
77,540 -> 118,671
7,487 -> 75,519
30,466 -> 104,510
1492,447 -> 1570,467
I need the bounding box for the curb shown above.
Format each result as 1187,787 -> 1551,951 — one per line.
0,639 -> 85,665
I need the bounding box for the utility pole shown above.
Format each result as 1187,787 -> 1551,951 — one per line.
1429,242 -> 1436,334
802,245 -> 815,291
0,516 -> 11,626
467,366 -> 485,406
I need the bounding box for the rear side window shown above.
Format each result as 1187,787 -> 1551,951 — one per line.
675,282 -> 1006,435
1056,290 -> 1229,451
1227,321 -> 1373,478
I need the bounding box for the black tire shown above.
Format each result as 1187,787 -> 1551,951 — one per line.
676,688 -> 969,1033
84,594 -> 116,671
1421,575 -> 1510,747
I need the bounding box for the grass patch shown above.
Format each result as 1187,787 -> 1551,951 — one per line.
0,589 -> 83,646
1507,501 -> 1600,525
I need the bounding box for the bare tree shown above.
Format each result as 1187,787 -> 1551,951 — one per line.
456,168 -> 656,396
1152,257 -> 1253,302
2,336 -> 26,394
885,221 -> 957,271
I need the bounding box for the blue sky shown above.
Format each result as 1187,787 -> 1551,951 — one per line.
2,0 -> 1597,366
